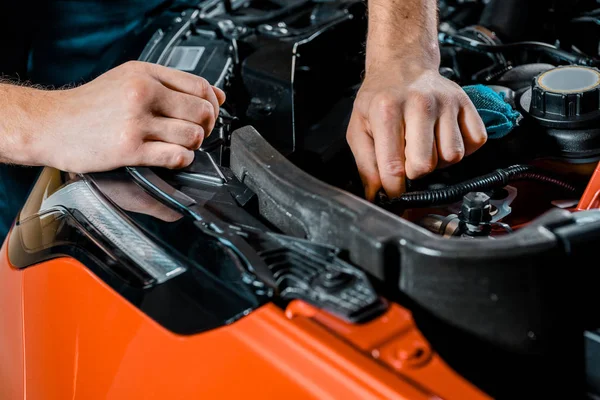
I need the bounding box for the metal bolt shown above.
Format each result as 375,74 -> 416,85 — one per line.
463,192 -> 491,209
460,192 -> 493,237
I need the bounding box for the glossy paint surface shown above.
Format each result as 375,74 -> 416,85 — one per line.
0,243 -> 488,399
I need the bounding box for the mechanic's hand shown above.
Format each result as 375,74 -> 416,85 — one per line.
38,61 -> 225,173
346,67 -> 487,201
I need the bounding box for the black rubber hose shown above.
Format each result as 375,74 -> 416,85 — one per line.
379,165 -> 579,208
173,0 -> 313,26
227,0 -> 312,25
438,32 -> 599,67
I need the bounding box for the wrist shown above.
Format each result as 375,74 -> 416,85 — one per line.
365,51 -> 440,80
0,85 -> 38,165
12,87 -> 62,168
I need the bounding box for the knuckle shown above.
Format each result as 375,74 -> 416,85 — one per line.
409,159 -> 436,177
475,128 -> 488,146
199,100 -> 216,128
351,96 -> 369,117
172,153 -> 186,169
345,127 -> 360,149
122,60 -> 143,71
345,113 -> 364,142
170,151 -> 192,169
194,77 -> 210,97
189,126 -> 205,149
121,61 -> 150,78
199,99 -> 213,118
381,159 -> 406,178
165,152 -> 184,169
208,109 -> 217,127
474,134 -> 488,148
437,92 -> 454,109
468,125 -> 488,149
409,91 -> 436,114
373,93 -> 401,122
345,130 -> 354,146
123,77 -> 152,106
442,146 -> 465,164
457,92 -> 473,107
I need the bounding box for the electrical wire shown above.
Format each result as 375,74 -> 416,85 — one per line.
378,165 -> 579,208
218,0 -> 313,25
439,32 -> 599,67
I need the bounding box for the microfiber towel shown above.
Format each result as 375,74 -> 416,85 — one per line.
463,84 -> 522,139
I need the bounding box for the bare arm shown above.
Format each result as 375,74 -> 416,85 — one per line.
366,0 -> 439,73
0,61 -> 226,172
347,0 -> 487,200
0,84 -> 53,166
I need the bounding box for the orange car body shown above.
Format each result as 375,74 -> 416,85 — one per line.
0,241 -> 488,400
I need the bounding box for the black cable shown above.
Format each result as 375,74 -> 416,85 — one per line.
224,0 -> 313,25
168,0 -> 313,26
570,16 -> 600,25
378,165 -> 579,208
439,32 -> 599,66
459,26 -> 508,67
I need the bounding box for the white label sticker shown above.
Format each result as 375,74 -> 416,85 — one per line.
165,46 -> 205,71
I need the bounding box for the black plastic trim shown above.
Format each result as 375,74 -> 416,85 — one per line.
7,175 -> 269,335
229,125 -> 600,354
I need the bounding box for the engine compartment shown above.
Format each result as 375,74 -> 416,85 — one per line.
93,0 -> 600,396
113,0 -> 600,241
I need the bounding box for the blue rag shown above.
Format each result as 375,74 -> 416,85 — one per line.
463,84 -> 521,139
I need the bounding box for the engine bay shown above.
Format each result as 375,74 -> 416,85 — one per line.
85,0 -> 600,396
112,0 -> 600,241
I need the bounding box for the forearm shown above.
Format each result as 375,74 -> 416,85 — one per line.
366,0 -> 440,73
0,83 -> 53,166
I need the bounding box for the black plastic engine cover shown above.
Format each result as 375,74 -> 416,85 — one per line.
137,10 -> 234,88
230,125 -> 600,356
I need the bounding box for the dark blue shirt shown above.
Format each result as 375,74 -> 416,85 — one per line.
28,0 -> 169,86
0,0 -> 171,239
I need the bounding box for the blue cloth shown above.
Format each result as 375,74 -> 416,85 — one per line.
0,0 -> 175,240
463,84 -> 521,139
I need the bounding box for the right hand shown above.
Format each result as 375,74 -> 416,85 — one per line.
347,66 -> 487,201
34,61 -> 225,173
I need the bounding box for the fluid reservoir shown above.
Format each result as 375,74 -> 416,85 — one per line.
520,66 -> 600,163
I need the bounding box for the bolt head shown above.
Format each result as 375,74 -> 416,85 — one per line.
463,192 -> 490,208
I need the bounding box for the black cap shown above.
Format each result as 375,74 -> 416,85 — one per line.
524,66 -> 600,128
